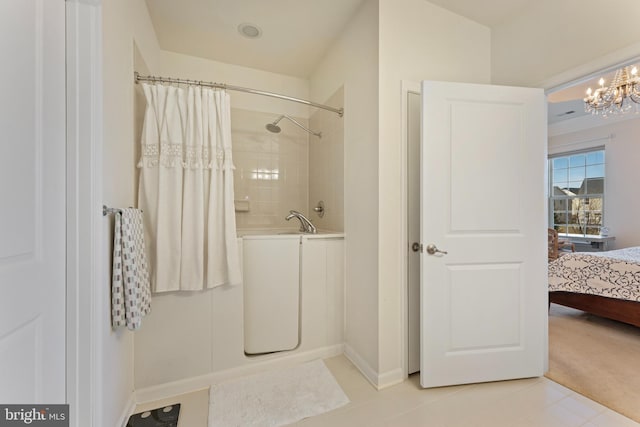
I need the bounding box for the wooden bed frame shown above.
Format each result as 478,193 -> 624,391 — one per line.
550,291 -> 640,328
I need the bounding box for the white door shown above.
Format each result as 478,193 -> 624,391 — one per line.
0,0 -> 66,402
420,81 -> 547,388
243,237 -> 300,354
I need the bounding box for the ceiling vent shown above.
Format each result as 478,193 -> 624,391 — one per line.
238,23 -> 262,39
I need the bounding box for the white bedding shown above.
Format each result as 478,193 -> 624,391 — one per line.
584,246 -> 640,263
548,247 -> 640,302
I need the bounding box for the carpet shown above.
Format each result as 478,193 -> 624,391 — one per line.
547,303 -> 640,422
208,359 -> 349,427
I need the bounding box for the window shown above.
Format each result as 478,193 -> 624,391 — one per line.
549,148 -> 605,236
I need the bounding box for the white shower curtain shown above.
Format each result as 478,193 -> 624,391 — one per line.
138,83 -> 241,292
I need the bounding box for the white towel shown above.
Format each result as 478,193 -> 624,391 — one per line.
111,208 -> 151,330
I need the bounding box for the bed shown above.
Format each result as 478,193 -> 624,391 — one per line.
548,246 -> 640,327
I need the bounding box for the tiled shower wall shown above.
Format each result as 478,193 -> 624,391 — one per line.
309,88 -> 345,232
231,87 -> 344,232
231,108 -> 309,229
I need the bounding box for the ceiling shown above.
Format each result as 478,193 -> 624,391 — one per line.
426,0 -> 532,27
144,0 -> 540,78
144,0 -> 366,78
144,0 -> 633,125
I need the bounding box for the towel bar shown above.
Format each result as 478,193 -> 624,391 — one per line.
103,205 -> 122,216
103,205 -> 143,216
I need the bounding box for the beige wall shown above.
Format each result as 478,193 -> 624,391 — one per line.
102,0 -> 161,424
160,51 -> 310,118
491,0 -> 640,87
377,0 -> 491,380
549,118 -> 640,249
310,0 -> 381,375
310,0 -> 491,385
309,87 -> 345,232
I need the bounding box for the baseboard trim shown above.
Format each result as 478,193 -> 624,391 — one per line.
135,344 -> 344,404
343,344 -> 405,390
117,392 -> 136,427
377,367 -> 404,389
343,344 -> 379,389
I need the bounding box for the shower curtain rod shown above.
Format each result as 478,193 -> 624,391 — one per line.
134,72 -> 344,117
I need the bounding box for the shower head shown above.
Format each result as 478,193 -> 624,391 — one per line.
265,122 -> 281,133
266,115 -> 284,134
265,115 -> 322,138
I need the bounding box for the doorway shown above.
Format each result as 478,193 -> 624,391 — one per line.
406,56 -> 640,379
407,91 -> 421,374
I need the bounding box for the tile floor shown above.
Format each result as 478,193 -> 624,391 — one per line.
134,355 -> 640,427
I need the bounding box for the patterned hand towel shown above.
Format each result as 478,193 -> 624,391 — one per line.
112,208 -> 151,330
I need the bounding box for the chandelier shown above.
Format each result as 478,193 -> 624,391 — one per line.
584,66 -> 640,117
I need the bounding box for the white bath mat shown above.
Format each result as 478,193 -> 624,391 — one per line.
208,359 -> 349,427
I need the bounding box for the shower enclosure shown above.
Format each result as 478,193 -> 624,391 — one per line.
132,71 -> 346,393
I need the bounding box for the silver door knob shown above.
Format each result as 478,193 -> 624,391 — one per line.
426,244 -> 448,255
